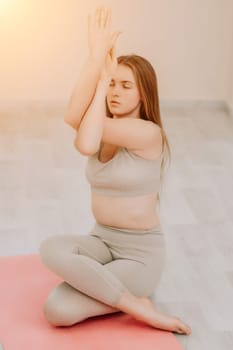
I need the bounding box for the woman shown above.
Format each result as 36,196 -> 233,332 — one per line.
39,6 -> 192,335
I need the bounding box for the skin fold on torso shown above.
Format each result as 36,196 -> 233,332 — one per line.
90,142 -> 161,231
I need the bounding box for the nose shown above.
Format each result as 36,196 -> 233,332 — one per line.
111,84 -> 121,96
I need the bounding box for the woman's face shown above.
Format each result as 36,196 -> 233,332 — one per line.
106,64 -> 142,119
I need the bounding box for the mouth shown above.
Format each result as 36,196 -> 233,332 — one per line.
110,101 -> 120,105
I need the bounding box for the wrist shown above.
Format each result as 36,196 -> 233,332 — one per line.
88,53 -> 106,67
98,77 -> 111,88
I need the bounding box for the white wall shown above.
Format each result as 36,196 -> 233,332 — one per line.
1,0 -> 233,106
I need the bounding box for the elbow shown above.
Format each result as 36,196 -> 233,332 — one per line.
64,110 -> 80,130
64,114 -> 70,125
73,138 -> 97,156
64,114 -> 75,127
64,107 -> 71,123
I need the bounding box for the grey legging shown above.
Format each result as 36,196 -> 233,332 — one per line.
39,221 -> 166,326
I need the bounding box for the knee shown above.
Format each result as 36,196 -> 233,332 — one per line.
43,293 -> 83,327
43,300 -> 72,327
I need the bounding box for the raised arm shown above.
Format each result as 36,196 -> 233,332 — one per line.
73,25 -> 121,155
73,78 -> 110,155
74,43 -> 162,156
64,7 -> 120,132
64,56 -> 104,131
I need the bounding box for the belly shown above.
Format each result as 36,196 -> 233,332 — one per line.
91,191 -> 161,230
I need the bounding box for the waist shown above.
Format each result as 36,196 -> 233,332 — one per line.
93,222 -> 163,236
91,191 -> 161,231
95,222 -> 162,235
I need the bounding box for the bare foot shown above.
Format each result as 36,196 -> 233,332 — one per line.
136,297 -> 192,335
115,291 -> 192,335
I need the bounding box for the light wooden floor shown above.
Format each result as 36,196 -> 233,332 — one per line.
0,101 -> 232,349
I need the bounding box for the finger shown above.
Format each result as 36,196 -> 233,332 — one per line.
88,14 -> 92,34
100,7 -> 105,28
95,7 -> 100,29
110,31 -> 122,48
105,7 -> 111,28
108,46 -> 113,60
108,32 -> 121,50
108,32 -> 116,51
104,7 -> 109,28
109,43 -> 114,55
113,31 -> 122,44
111,46 -> 117,63
108,47 -> 116,66
100,6 -> 108,28
112,45 -> 116,58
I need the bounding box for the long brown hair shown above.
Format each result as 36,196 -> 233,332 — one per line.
105,54 -> 172,207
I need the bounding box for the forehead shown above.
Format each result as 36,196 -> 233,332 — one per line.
111,64 -> 135,83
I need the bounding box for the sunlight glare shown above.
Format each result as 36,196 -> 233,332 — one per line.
0,0 -> 15,12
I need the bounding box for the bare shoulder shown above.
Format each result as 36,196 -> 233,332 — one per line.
102,117 -> 162,153
130,122 -> 163,160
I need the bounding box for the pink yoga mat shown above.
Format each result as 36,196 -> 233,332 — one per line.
0,254 -> 184,350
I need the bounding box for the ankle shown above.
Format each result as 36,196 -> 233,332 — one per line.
115,290 -> 140,310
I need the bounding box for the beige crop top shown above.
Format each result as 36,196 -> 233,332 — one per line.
85,146 -> 163,197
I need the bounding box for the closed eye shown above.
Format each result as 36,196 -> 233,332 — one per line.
109,82 -> 131,88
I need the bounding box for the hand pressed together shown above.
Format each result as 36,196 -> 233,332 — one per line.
88,6 -> 122,81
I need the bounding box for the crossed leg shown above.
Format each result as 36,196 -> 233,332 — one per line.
42,281 -> 121,326
39,233 -> 156,327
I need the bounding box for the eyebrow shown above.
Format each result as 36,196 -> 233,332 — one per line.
110,79 -> 134,84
